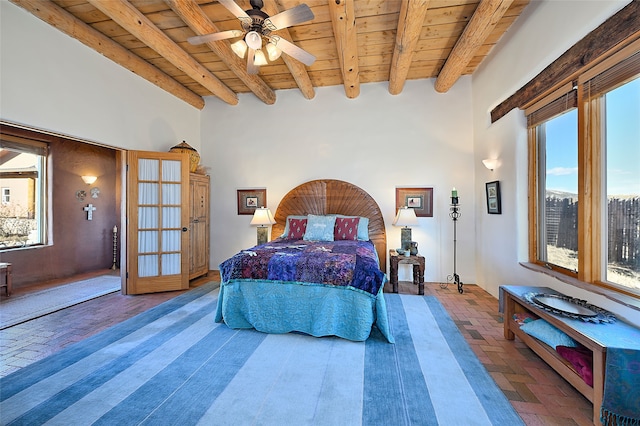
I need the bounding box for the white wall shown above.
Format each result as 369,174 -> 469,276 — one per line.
201,79 -> 476,283
0,2 -> 200,151
472,0 -> 639,325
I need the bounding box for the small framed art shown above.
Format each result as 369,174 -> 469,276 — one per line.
485,181 -> 502,214
395,187 -> 433,217
237,189 -> 266,215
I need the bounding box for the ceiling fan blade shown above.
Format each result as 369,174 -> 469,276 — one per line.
246,47 -> 259,74
218,0 -> 250,19
187,30 -> 243,45
264,4 -> 314,31
269,36 -> 315,66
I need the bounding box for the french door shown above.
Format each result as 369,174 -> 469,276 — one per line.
125,151 -> 189,294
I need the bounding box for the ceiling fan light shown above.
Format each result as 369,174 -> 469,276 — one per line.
254,49 -> 268,66
266,42 -> 282,61
231,39 -> 247,58
245,31 -> 262,50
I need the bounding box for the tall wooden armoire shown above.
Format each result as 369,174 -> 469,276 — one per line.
189,173 -> 210,280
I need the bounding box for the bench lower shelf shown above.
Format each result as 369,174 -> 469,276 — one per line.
502,287 -> 605,425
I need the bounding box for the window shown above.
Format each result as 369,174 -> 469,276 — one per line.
603,78 -> 640,290
532,106 -> 579,274
0,135 -> 48,249
528,48 -> 640,296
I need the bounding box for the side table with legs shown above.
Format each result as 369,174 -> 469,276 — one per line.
1,262 -> 12,297
389,249 -> 425,295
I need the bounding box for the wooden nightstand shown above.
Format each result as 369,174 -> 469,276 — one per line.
389,249 -> 425,295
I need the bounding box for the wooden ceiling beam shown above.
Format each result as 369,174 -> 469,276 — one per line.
434,0 -> 514,93
166,0 -> 276,105
491,0 -> 640,122
264,1 -> 315,100
389,0 -> 431,95
86,0 -> 238,105
9,0 -> 205,109
328,0 -> 360,99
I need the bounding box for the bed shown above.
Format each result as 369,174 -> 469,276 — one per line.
216,179 -> 393,343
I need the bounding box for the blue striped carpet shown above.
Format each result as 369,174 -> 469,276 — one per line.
0,282 -> 523,425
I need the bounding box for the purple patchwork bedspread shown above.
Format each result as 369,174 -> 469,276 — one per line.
219,239 -> 385,296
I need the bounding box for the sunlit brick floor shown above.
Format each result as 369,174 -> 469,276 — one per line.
0,274 -> 593,425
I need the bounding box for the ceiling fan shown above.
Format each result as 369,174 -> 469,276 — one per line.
188,0 -> 316,74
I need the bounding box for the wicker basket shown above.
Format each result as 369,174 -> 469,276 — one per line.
169,141 -> 200,173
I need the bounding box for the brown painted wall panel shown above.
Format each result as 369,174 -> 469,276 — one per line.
1,124 -> 119,289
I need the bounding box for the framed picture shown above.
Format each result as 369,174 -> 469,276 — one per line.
485,181 -> 502,214
395,187 -> 433,217
237,189 -> 266,215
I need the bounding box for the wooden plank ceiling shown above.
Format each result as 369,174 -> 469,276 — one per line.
12,0 -> 529,109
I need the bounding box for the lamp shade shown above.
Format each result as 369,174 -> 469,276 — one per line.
250,207 -> 276,226
231,39 -> 248,58
266,41 -> 282,61
245,31 -> 262,50
393,207 -> 418,227
253,49 -> 268,66
81,175 -> 97,185
482,158 -> 499,170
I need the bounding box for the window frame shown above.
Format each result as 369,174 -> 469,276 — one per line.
530,111 -> 581,278
0,133 -> 49,250
526,42 -> 640,299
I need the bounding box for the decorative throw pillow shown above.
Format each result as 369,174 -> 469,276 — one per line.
287,218 -> 307,240
303,214 -> 336,241
556,345 -> 593,386
520,319 -> 578,349
334,217 -> 360,240
281,215 -> 307,237
332,215 -> 369,240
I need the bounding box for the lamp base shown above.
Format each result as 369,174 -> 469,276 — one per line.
400,227 -> 412,251
257,226 -> 269,246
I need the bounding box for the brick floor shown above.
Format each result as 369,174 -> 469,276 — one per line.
411,281 -> 594,426
0,275 -> 594,425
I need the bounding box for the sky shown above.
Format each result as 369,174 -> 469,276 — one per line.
545,78 -> 639,197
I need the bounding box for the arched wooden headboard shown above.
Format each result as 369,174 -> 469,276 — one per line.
272,179 -> 387,272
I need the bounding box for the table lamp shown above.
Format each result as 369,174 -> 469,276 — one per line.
250,207 -> 276,245
393,206 -> 418,251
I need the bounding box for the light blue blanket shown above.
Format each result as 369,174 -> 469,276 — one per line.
215,279 -> 394,343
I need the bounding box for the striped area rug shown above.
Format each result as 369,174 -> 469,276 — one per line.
0,282 -> 523,425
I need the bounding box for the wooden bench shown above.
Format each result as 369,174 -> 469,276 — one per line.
0,262 -> 12,296
501,285 -> 640,425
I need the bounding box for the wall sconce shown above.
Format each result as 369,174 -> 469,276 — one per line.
482,159 -> 499,171
393,206 -> 418,251
250,207 -> 276,246
81,175 -> 97,185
